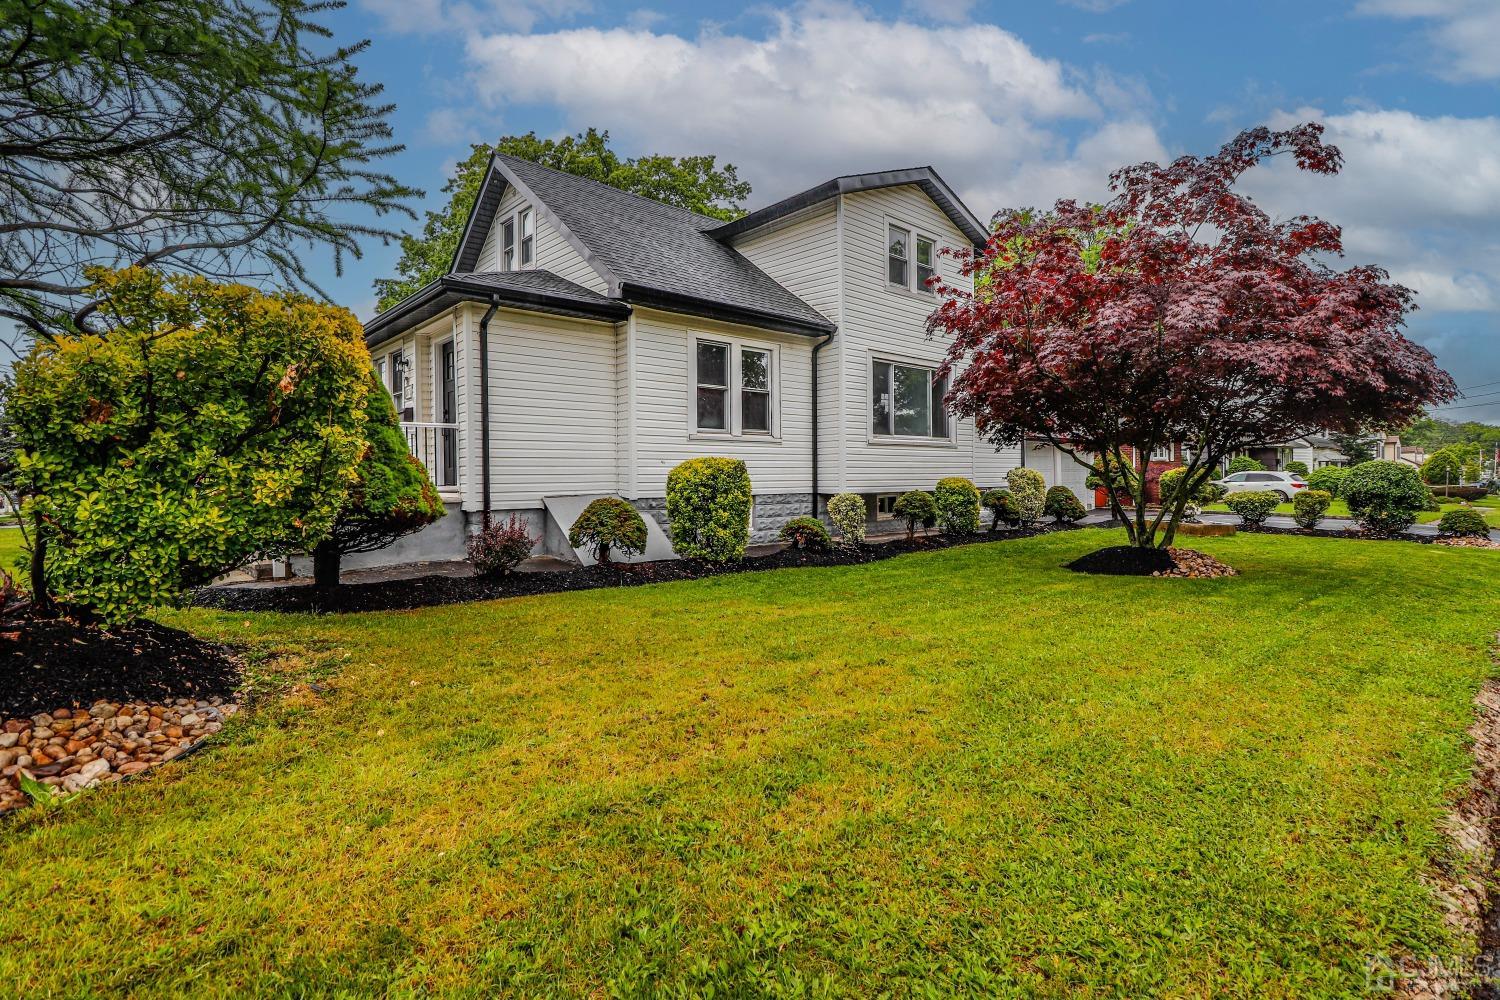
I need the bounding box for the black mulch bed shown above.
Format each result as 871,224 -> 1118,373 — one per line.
1235,522 -> 1446,544
195,525 -> 1079,615
1065,544 -> 1177,576
0,603 -> 242,718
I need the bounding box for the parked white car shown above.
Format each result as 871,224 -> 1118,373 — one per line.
1211,470 -> 1308,502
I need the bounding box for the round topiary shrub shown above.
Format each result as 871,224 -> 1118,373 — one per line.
934,477 -> 981,535
826,492 -> 867,544
665,457 -> 753,562
1304,465 -> 1349,497
1292,489 -> 1333,529
1227,455 -> 1265,475
1285,460 -> 1309,476
1438,507 -> 1490,538
981,488 -> 1020,531
1006,467 -> 1047,526
1043,486 -> 1086,524
1224,490 -> 1280,526
569,497 -> 648,565
892,490 -> 937,540
1341,459 -> 1429,536
779,515 -> 832,551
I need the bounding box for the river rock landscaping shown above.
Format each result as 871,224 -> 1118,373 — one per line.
0,698 -> 237,813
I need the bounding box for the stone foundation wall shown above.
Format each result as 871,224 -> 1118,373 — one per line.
632,492 -> 815,545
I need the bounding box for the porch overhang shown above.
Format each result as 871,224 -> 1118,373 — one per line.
364,273 -> 632,350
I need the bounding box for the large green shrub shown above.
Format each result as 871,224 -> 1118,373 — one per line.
665,457 -> 752,561
1342,460 -> 1428,536
826,492 -> 867,544
1006,467 -> 1047,526
1224,490 -> 1280,526
1285,460 -> 1309,475
569,497 -> 648,565
934,477 -> 980,535
1421,444 -> 1483,486
1292,489 -> 1333,529
1304,465 -> 1349,497
1437,507 -> 1490,538
9,268 -> 369,621
779,516 -> 832,552
1226,455 -> 1265,475
312,369 -> 445,587
1158,466 -> 1218,506
981,488 -> 1020,531
1043,486 -> 1086,524
892,490 -> 936,541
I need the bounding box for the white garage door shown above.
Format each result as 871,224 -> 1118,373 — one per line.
1030,445 -> 1095,510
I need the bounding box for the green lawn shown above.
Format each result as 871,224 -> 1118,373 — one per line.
0,526 -> 20,579
1204,495 -> 1500,528
2,530 -> 1499,997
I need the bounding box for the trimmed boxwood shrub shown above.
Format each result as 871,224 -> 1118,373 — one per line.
1292,489 -> 1333,529
1304,465 -> 1349,497
666,457 -> 753,562
1158,466 -> 1220,508
779,515 -> 832,551
569,497 -> 648,565
1438,507 -> 1490,538
1007,467 -> 1047,526
892,490 -> 936,540
468,514 -> 538,577
826,492 -> 867,544
981,488 -> 1020,531
1224,490 -> 1280,526
1226,455 -> 1265,475
1043,486 -> 1086,524
1285,460 -> 1309,475
1341,459 -> 1428,536
934,477 -> 981,535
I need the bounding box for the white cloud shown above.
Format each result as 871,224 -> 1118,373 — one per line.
359,0 -> 589,36
1355,0 -> 1500,81
1244,108 -> 1500,315
462,3 -> 1165,219
904,0 -> 976,24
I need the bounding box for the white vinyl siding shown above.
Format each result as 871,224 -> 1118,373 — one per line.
474,185 -> 609,293
630,307 -> 812,497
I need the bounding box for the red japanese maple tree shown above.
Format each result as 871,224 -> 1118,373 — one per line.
929,124 -> 1456,548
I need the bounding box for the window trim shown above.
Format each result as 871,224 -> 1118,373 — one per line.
884,215 -> 942,295
887,222 -> 910,289
519,208 -> 535,267
387,348 -> 411,419
868,352 -> 954,445
688,335 -> 781,439
1149,444 -> 1175,462
500,218 -> 516,272
915,234 -> 937,294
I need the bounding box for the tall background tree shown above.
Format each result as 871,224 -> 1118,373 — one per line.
931,124 -> 1456,550
373,128 -> 752,309
1331,432 -> 1376,465
0,0 -> 417,349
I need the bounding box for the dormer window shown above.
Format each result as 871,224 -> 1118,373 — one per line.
501,218 -> 516,271
519,209 -> 534,267
887,224 -> 909,286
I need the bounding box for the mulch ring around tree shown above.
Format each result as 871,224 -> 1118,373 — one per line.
1066,544 -> 1237,579
195,524 -> 1081,615
1,603 -> 244,815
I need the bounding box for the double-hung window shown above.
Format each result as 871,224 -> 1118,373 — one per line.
871,359 -> 949,439
1149,444 -> 1174,462
519,209 -> 535,266
695,339 -> 776,435
915,235 -> 936,292
887,224 -> 910,287
501,218 -> 516,271
388,349 -> 409,417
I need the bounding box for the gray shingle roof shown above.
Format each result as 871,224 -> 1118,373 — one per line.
486,154 -> 835,335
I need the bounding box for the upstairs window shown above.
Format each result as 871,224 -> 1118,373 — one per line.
501,218 -> 516,271
872,359 -> 949,439
695,341 -> 729,430
887,224 -> 910,286
519,209 -> 535,267
916,236 -> 936,292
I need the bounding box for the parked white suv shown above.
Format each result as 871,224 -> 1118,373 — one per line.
1211,470 -> 1308,502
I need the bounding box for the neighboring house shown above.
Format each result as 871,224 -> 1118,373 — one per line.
1091,443 -> 1185,509
358,155 -> 1094,567
1245,434 -> 1357,471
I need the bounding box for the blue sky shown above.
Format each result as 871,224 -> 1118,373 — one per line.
318,0 -> 1500,421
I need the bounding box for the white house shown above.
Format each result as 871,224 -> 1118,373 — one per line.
358,155 -> 1093,567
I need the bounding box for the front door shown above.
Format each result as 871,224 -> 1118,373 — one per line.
440,341 -> 457,487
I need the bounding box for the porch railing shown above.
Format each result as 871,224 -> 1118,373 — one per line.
401,421 -> 459,490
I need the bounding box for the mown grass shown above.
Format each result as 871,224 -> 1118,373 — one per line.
1203,495 -> 1500,528
0,526 -> 20,578
2,529 -> 1498,997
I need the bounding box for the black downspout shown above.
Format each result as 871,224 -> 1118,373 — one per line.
1019,431 -> 1027,467
810,331 -> 834,515
478,296 -> 500,525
